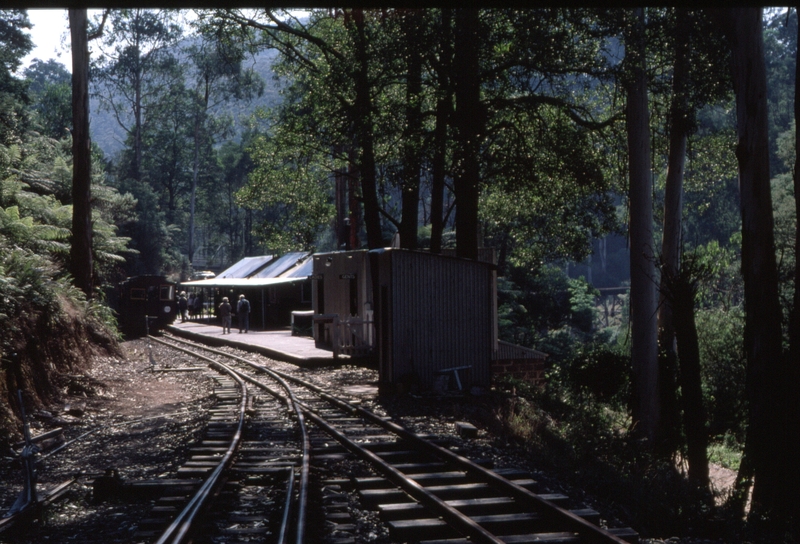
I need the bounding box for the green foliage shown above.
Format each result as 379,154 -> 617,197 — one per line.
1,131 -> 135,291
764,8 -> 797,177
497,264 -> 571,348
498,266 -> 614,371
201,138 -> 254,264
567,276 -> 599,334
0,10 -> 32,147
707,432 -> 742,471
682,123 -> 741,249
691,238 -> 743,309
551,342 -> 631,404
112,176 -> 180,275
23,59 -> 72,140
696,305 -> 747,440
494,375 -> 716,537
239,131 -> 335,254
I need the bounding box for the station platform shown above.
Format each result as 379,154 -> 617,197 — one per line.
166,321 -> 342,368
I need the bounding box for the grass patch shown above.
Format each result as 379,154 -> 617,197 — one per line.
707,433 -> 742,471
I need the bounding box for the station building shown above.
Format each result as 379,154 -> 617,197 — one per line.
182,248 -> 546,393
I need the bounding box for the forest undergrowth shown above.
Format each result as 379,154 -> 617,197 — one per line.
0,271 -> 121,447
487,374 -> 796,543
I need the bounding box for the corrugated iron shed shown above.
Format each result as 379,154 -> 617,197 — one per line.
372,249 -> 495,392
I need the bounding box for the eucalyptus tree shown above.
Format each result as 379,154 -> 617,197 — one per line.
790,7 -> 800,522
623,7 -> 660,448
92,9 -> 183,183
238,127 -> 335,254
23,59 -> 72,140
216,8 -> 621,264
183,22 -> 263,264
712,7 -> 792,523
0,10 -> 32,148
138,73 -> 192,225
477,9 -> 621,272
201,9 -> 405,250
651,7 -> 731,482
69,8 -> 108,298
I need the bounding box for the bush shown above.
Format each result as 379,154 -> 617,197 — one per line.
494,375 -> 716,538
560,342 -> 631,404
0,245 -> 121,446
696,306 -> 747,440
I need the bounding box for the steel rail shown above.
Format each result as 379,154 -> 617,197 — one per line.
172,335 -> 628,544
162,335 -> 629,544
277,368 -> 631,544
160,336 -> 501,544
154,336 -> 310,544
277,467 -> 295,544
149,337 -> 248,544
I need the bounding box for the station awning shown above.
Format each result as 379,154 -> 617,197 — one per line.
180,276 -> 308,288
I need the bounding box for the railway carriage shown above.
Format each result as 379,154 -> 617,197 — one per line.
116,275 -> 177,337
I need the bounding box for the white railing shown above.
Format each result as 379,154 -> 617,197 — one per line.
333,311 -> 374,357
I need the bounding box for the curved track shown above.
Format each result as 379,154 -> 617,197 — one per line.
150,334 -> 639,544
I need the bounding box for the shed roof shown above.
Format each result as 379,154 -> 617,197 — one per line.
252,252 -> 310,278
181,252 -> 312,288
216,255 -> 275,278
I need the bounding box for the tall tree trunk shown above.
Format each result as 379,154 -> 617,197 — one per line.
430,9 -> 453,255
352,10 -> 383,250
133,10 -> 143,182
720,7 -> 790,520
626,7 -> 660,445
792,3 -> 800,378
349,159 -> 362,250
399,9 -> 422,250
657,7 -> 691,456
788,1 -> 800,522
69,9 -> 93,298
189,81 -> 210,268
669,271 -> 710,489
453,8 -> 481,260
189,118 -> 199,267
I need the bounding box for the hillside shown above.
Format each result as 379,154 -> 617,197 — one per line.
90,47 -> 282,159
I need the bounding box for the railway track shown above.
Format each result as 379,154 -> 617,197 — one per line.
142,334 -> 639,544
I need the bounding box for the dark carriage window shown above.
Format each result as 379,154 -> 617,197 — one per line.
130,288 -> 146,300
160,285 -> 175,301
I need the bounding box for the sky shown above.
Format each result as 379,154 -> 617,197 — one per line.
21,9 -> 74,71
19,9 -> 305,75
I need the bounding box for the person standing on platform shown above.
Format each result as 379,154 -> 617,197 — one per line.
237,294 -> 251,333
194,292 -> 204,319
219,297 -> 232,334
178,291 -> 188,322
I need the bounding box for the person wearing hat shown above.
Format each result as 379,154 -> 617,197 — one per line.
237,294 -> 251,333
218,296 -> 232,334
